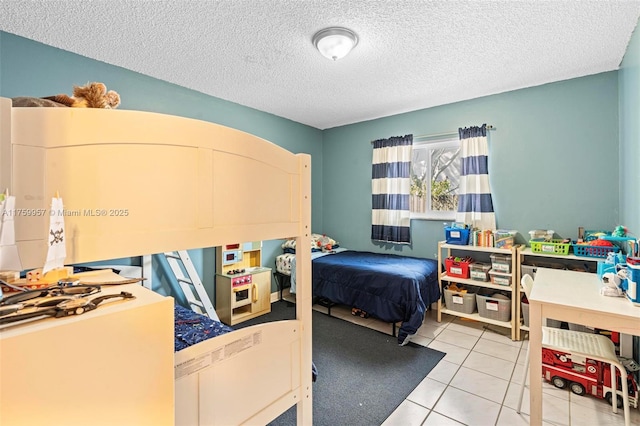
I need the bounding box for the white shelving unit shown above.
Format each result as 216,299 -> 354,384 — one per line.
437,241 -> 521,340
517,246 -> 604,335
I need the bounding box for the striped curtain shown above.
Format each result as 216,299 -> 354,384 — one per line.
455,124 -> 496,230
371,135 -> 413,244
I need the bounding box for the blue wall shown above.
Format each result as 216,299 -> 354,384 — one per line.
0,32 -> 323,302
618,16 -> 640,370
323,72 -> 620,259
619,21 -> 640,238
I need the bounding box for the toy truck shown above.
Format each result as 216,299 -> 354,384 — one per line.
541,347 -> 639,408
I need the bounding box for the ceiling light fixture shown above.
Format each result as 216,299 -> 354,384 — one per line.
312,27 -> 358,61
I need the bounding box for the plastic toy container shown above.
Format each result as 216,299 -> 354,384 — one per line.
490,254 -> 512,273
625,257 -> 640,304
444,288 -> 477,314
572,243 -> 620,259
469,262 -> 491,281
528,229 -> 554,243
530,239 -> 571,255
445,227 -> 470,245
494,230 -> 517,249
489,270 -> 512,286
445,257 -> 473,278
476,294 -> 511,322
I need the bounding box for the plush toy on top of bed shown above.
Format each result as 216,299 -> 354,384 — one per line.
12,82 -> 121,109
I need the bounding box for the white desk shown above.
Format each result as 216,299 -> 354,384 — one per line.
528,268 -> 640,425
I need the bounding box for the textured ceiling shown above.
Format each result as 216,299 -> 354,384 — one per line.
1,1 -> 639,130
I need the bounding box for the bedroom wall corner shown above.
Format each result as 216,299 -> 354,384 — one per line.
619,17 -> 640,236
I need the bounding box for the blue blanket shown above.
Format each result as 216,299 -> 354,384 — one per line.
310,250 -> 440,345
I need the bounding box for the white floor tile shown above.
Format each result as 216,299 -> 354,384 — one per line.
434,328 -> 481,350
449,366 -> 510,404
416,322 -> 447,339
569,399 -> 632,425
406,377 -> 447,409
427,360 -> 461,385
427,340 -> 471,365
422,411 -> 465,425
446,318 -> 485,336
462,351 -> 515,381
381,400 -> 429,426
473,337 -> 521,363
433,386 -> 501,426
409,334 -> 433,347
569,393 -> 640,425
481,327 -> 524,347
495,406 -> 531,426
502,382 -> 571,425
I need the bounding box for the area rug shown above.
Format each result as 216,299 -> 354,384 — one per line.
238,301 -> 446,426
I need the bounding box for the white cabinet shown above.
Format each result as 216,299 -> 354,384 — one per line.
437,241 -> 521,340
0,284 -> 174,426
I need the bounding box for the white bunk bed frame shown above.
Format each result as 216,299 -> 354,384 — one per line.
0,97 -> 313,425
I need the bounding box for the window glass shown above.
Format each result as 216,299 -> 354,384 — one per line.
410,137 -> 460,220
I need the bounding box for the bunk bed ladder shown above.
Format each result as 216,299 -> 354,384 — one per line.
163,250 -> 220,321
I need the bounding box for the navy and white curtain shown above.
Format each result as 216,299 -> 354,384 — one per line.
455,124 -> 496,230
371,135 -> 413,244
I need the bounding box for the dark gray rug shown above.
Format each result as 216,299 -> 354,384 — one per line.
238,301 -> 446,426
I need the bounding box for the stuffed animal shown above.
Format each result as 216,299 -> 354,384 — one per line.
42,82 -> 120,109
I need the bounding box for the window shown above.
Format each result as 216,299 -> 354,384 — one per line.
410,137 -> 461,220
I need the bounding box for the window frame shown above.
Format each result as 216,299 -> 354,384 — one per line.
410,136 -> 461,221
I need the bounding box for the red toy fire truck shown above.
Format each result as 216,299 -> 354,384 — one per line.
542,347 -> 639,408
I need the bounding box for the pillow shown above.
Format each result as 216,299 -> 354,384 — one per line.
281,234 -> 339,252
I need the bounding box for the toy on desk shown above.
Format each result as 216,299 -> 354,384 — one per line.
600,272 -> 625,297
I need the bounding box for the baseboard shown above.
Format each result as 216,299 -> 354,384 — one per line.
270,288 -> 295,304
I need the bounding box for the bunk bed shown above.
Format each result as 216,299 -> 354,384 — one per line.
0,97 -> 312,425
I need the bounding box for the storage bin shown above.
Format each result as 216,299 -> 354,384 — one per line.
520,264 -> 537,279
489,269 -> 512,286
494,230 -> 517,249
572,243 -> 620,259
530,239 -> 571,255
445,256 -> 473,279
443,288 -> 477,314
625,257 -> 640,304
521,301 -> 529,327
445,227 -> 470,245
528,229 -> 554,242
469,262 -> 491,281
476,293 -> 511,322
490,254 -> 512,273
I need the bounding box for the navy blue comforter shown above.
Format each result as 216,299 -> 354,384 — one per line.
312,250 -> 440,345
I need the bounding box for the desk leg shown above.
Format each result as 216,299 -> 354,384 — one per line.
529,301 -> 543,425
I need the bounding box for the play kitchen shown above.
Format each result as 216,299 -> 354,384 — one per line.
215,242 -> 272,325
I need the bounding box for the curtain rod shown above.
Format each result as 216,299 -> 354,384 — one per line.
370,125 -> 495,144
414,124 -> 494,140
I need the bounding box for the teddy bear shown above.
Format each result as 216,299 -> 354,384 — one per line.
42,82 -> 121,109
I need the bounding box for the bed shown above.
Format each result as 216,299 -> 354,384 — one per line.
276,237 -> 440,345
0,97 -> 313,425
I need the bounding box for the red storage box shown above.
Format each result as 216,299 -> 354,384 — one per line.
445,257 -> 473,278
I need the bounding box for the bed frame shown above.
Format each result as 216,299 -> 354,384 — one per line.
0,97 -> 313,425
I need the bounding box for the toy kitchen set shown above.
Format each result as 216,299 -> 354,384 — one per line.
215,242 -> 271,325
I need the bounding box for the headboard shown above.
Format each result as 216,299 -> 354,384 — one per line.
0,97 -> 310,269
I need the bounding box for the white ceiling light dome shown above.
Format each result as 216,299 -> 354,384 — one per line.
312,27 -> 358,61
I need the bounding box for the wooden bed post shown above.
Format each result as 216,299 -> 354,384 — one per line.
295,154 -> 313,425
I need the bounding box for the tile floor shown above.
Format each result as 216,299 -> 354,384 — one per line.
313,303 -> 640,426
